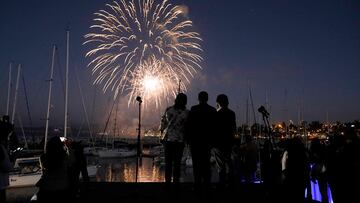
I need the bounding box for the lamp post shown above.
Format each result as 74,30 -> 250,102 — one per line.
135,96 -> 142,182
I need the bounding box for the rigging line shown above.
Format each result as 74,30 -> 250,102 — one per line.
17,113 -> 28,149
22,74 -> 35,146
76,118 -> 84,138
22,75 -> 33,126
101,95 -> 118,141
75,65 -> 94,146
248,84 -> 257,125
90,86 -> 98,133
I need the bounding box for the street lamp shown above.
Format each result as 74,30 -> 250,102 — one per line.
135,96 -> 142,182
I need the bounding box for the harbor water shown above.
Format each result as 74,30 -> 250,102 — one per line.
89,156 -> 195,182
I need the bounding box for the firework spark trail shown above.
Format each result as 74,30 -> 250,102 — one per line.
84,0 -> 203,106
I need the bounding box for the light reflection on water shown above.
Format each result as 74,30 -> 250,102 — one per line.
89,157 -> 194,182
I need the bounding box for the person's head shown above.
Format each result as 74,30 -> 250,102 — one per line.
46,136 -> 66,156
2,115 -> 10,123
44,136 -> 67,169
198,91 -> 208,104
174,93 -> 187,110
216,94 -> 229,108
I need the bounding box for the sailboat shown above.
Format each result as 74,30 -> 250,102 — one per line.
97,98 -> 136,158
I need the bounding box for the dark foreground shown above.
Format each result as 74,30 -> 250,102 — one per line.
7,182 -> 320,203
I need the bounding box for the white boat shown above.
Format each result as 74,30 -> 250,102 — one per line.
97,148 -> 137,158
9,157 -> 99,188
9,172 -> 42,188
9,157 -> 42,188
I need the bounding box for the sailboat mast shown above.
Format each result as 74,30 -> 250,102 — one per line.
11,64 -> 21,124
64,29 -> 70,138
6,62 -> 12,116
44,45 -> 56,151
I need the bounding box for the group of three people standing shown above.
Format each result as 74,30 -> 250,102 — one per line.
160,91 -> 236,192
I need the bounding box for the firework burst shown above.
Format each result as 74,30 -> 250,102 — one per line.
84,0 -> 202,106
129,57 -> 179,107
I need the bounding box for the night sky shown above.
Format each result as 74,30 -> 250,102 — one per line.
0,0 -> 359,133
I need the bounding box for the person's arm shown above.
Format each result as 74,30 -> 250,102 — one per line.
81,157 -> 89,182
281,150 -> 288,172
159,108 -> 170,143
232,112 -> 237,136
159,109 -> 168,134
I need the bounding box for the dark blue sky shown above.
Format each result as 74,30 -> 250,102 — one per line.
0,0 -> 359,131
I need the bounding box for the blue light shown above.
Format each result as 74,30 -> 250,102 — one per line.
305,180 -> 333,203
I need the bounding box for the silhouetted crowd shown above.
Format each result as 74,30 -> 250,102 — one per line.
160,92 -> 360,203
160,92 -> 237,193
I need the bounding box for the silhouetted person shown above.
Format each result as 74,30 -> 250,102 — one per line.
0,133 -> 12,203
67,140 -> 89,199
309,138 -> 328,203
261,138 -> 283,200
160,93 -> 189,188
36,136 -> 70,203
326,134 -> 345,203
260,139 -> 272,185
213,94 -> 236,188
0,115 -> 13,149
2,115 -> 19,153
328,128 -> 360,203
241,135 -> 258,183
281,137 -> 308,203
186,91 -> 217,193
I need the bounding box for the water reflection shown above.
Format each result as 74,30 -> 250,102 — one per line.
90,157 -> 194,182
94,157 -> 165,182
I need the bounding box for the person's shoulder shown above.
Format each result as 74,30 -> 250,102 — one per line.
190,105 -> 203,114
165,106 -> 174,112
190,104 -> 200,111
209,105 -> 217,112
